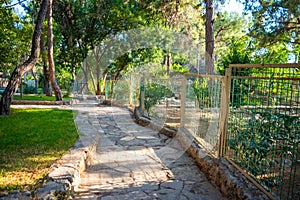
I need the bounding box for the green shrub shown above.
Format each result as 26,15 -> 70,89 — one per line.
228,109 -> 299,187
37,88 -> 43,95
192,78 -> 210,108
0,87 -> 5,95
144,82 -> 172,113
24,85 -> 36,94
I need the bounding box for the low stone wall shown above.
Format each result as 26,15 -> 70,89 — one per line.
133,106 -> 176,138
176,128 -> 270,200
0,145 -> 95,200
133,106 -> 270,200
36,145 -> 95,199
12,100 -> 70,105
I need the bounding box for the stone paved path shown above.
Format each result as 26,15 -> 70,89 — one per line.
73,100 -> 226,200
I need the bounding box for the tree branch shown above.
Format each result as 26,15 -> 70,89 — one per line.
5,0 -> 27,8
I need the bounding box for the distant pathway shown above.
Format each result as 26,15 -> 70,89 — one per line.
73,100 -> 226,200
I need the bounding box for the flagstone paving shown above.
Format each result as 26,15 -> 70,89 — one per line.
73,101 -> 227,200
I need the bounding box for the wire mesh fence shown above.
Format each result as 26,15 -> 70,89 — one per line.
140,77 -> 182,128
180,74 -> 223,156
224,64 -> 300,200
106,64 -> 299,199
110,74 -> 141,107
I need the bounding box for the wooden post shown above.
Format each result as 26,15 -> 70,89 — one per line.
217,67 -> 231,157
136,75 -> 140,107
180,74 -> 187,128
141,90 -> 145,115
129,74 -> 132,106
105,81 -> 109,100
140,77 -> 145,115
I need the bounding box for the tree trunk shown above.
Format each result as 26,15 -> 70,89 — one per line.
31,69 -> 38,94
0,0 -> 49,115
166,53 -> 172,75
114,63 -> 127,81
86,60 -> 97,95
80,64 -> 91,94
100,73 -> 107,95
94,48 -> 102,95
163,52 -> 172,76
48,0 -> 62,101
205,0 -> 214,75
71,65 -> 76,93
41,35 -> 51,96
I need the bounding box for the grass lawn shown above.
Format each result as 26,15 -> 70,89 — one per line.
12,94 -> 71,101
0,108 -> 78,192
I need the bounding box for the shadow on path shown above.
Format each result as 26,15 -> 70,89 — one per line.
73,100 -> 226,200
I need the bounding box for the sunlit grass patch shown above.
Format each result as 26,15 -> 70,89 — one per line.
0,108 -> 78,192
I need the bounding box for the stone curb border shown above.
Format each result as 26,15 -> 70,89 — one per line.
133,106 -> 270,200
133,106 -> 176,138
101,103 -> 177,137
12,100 -> 70,105
0,98 -> 92,200
176,128 -> 270,200
0,144 -> 95,200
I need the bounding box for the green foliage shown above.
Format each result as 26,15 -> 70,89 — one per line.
214,12 -> 249,61
229,110 -> 299,188
171,63 -> 189,74
217,37 -> 252,75
251,42 -> 291,64
170,54 -> 190,74
192,78 -> 211,108
53,0 -> 165,71
242,0 -> 300,45
0,1 -> 32,73
106,48 -> 164,78
216,2 -> 299,66
230,78 -> 251,108
56,67 -> 72,90
144,82 -> 173,113
51,0 -> 205,83
23,85 -> 36,94
216,38 -> 255,107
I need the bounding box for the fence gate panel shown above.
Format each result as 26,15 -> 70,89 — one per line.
180,74 -> 223,156
224,64 -> 300,200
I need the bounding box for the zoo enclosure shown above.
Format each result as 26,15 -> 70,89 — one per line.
223,64 -> 299,200
108,64 -> 299,200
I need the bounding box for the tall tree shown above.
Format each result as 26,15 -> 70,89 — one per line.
157,0 -> 203,75
239,0 -> 300,63
0,0 -> 32,74
0,0 -> 49,115
217,37 -> 252,75
52,0 -> 204,80
205,0 -> 214,75
47,0 -> 62,101
242,0 -> 300,46
214,12 -> 249,64
40,33 -> 51,96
